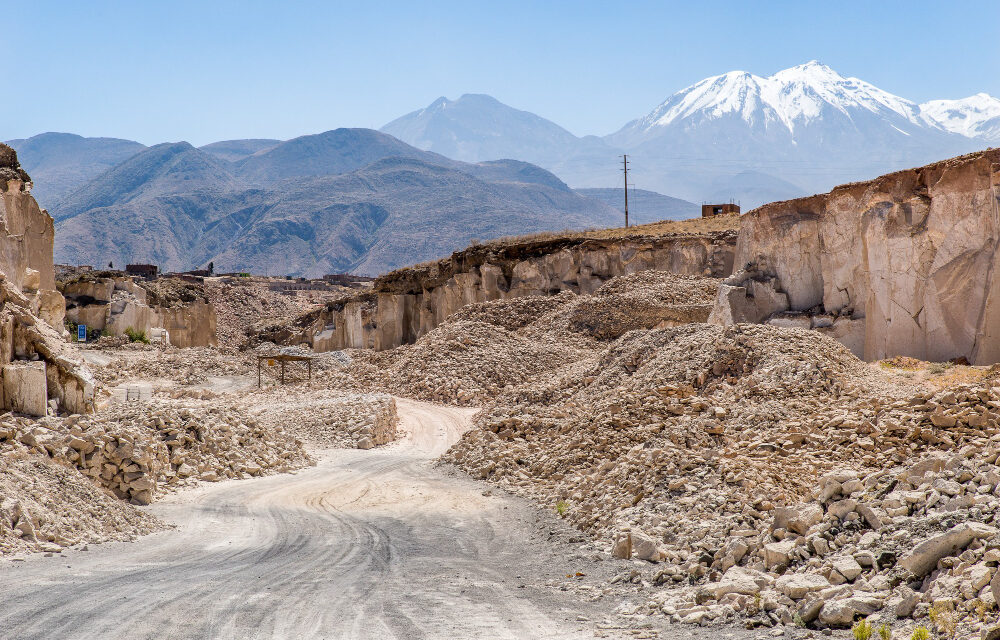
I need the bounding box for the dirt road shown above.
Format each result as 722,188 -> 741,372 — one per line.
0,398 -> 694,639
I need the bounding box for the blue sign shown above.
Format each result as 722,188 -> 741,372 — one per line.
78,324 -> 87,342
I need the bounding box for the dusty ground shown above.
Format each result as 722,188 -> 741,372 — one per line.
10,268 -> 999,638
0,398 -> 761,640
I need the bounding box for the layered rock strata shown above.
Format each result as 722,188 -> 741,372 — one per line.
712,149 -> 1000,364
304,231 -> 735,351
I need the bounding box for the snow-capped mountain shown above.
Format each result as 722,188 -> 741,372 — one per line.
603,61 -> 980,198
921,93 -> 1000,142
608,61 -> 943,147
384,62 -> 991,209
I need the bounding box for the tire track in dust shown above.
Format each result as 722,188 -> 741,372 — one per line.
0,399 -> 637,639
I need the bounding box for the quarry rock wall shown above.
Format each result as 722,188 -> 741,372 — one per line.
62,276 -> 217,348
0,178 -> 64,329
712,149 -> 1000,364
309,231 -> 736,351
0,150 -> 94,414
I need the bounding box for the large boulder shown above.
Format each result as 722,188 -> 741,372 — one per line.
776,573 -> 830,600
2,361 -> 47,416
771,504 -> 823,535
899,522 -> 997,578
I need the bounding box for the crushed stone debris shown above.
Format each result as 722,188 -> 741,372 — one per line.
327,270 -> 1000,636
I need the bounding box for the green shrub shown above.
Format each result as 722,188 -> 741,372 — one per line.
910,627 -> 930,640
555,500 -> 569,516
123,327 -> 150,344
876,623 -> 892,640
852,619 -> 873,640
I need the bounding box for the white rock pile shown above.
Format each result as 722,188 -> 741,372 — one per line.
0,453 -> 160,555
0,399 -> 312,507
340,269 -> 1000,636
241,388 -> 398,449
346,273 -> 719,406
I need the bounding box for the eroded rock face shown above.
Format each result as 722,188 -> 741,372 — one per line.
0,145 -> 93,413
62,275 -> 217,348
308,231 -> 736,351
714,149 -> 1000,364
0,177 -> 63,329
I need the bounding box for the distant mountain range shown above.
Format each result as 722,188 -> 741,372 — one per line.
573,188 -> 695,223
44,130 -> 619,276
5,133 -> 147,206
8,60 -> 998,275
382,62 -> 997,207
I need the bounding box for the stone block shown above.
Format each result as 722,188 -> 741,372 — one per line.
3,361 -> 47,416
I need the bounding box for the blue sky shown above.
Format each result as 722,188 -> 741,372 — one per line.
6,1 -> 999,145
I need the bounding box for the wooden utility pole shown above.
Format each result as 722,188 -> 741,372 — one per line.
622,155 -> 629,228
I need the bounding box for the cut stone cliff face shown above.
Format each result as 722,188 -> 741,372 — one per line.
712,149 -> 1000,364
60,274 -> 217,348
0,144 -> 93,414
293,231 -> 736,352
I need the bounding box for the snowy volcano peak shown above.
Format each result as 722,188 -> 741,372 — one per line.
611,61 -> 936,146
767,60 -> 930,130
638,69 -> 770,131
921,93 -> 1000,141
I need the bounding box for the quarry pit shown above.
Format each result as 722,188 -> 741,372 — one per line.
4,144 -> 1000,639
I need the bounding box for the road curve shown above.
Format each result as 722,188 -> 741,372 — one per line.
0,398 -> 636,639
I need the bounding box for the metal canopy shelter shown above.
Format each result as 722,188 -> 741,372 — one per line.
257,353 -> 313,388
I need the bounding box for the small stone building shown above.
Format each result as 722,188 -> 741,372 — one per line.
702,203 -> 741,217
126,264 -> 158,279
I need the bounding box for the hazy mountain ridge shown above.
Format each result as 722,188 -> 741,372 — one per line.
54,142 -> 249,221
382,62 -> 995,207
199,139 -> 281,163
5,133 -> 147,209
49,131 -> 620,276
381,94 -> 611,166
233,128 -> 458,184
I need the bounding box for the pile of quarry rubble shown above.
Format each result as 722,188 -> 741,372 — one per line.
240,388 -> 397,450
90,345 -> 254,388
333,270 -> 1000,637
205,279 -> 346,350
0,452 -> 160,555
2,398 -> 312,503
346,272 -> 718,406
0,394 -> 313,553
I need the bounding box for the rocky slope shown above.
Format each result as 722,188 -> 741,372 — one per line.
326,266 -> 1000,636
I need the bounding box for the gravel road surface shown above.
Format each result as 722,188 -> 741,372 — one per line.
0,398 -> 756,639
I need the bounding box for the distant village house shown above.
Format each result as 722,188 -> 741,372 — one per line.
701,203 -> 741,217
